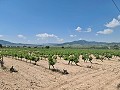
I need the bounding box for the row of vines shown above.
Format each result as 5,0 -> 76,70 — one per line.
0,47 -> 120,70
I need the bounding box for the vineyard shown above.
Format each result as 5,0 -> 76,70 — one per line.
1,47 -> 120,90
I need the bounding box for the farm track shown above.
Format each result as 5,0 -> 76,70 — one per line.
0,57 -> 120,90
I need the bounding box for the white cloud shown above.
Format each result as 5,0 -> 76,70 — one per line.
118,15 -> 120,20
17,35 -> 26,39
36,33 -> 57,39
105,18 -> 120,28
70,35 -> 77,37
75,26 -> 82,32
86,28 -> 92,32
36,33 -> 63,43
97,29 -> 113,34
57,38 -> 64,42
75,27 -> 92,33
97,15 -> 120,35
0,35 -> 3,38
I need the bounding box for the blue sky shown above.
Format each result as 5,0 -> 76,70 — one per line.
0,0 -> 120,44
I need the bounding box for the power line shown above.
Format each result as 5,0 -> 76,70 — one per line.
112,0 -> 120,13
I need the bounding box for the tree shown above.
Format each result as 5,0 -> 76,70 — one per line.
0,44 -> 2,48
45,46 -> 50,49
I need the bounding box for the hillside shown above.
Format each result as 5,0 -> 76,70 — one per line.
56,40 -> 120,47
0,40 -> 14,45
0,40 -> 36,47
0,39 -> 120,47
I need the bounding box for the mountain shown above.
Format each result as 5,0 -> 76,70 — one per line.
0,40 -> 38,47
0,39 -> 120,47
0,40 -> 14,45
56,40 -> 120,47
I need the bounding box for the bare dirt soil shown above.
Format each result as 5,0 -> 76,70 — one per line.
1,56 -> 120,90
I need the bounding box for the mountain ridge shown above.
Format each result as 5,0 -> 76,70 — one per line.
0,39 -> 120,47
56,40 -> 120,46
0,40 -> 36,46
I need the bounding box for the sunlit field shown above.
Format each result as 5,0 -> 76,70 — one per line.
0,0 -> 120,90
0,47 -> 120,90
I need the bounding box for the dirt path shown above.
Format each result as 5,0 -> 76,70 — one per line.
0,57 -> 120,90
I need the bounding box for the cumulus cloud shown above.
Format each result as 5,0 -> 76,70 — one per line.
75,26 -> 82,32
36,33 -> 63,43
86,28 -> 92,32
105,18 -> 120,28
70,35 -> 77,37
17,35 -> 26,39
75,26 -> 92,33
36,33 -> 57,39
0,35 -> 3,38
97,29 -> 113,35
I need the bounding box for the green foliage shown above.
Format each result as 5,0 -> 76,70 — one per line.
31,56 -> 39,65
0,44 -> 2,48
95,54 -> 100,59
25,54 -> 30,60
105,53 -> 112,60
48,55 -> 57,69
82,54 -> 92,63
68,55 -> 79,65
82,54 -> 89,61
45,46 -> 50,49
1,47 -> 120,68
52,55 -> 57,60
63,55 -> 69,60
58,54 -> 63,59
